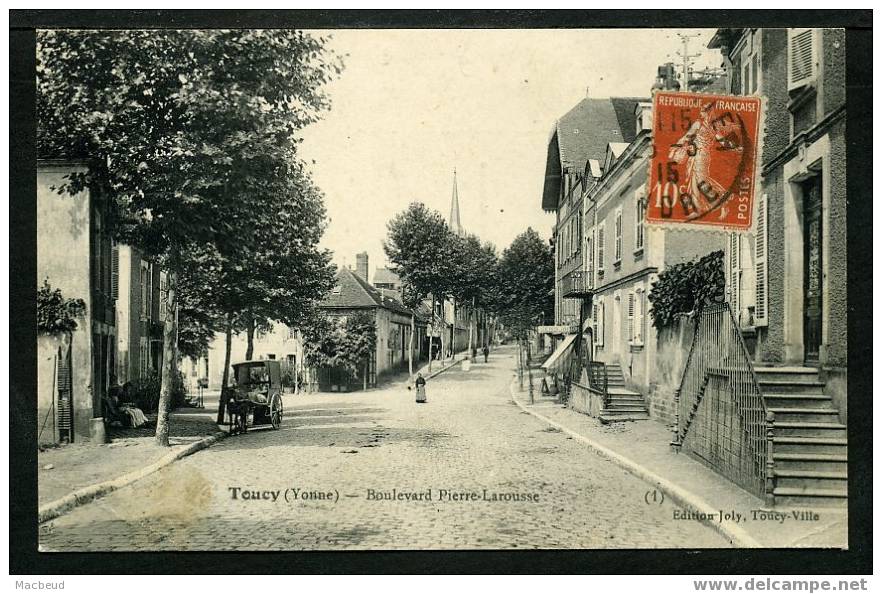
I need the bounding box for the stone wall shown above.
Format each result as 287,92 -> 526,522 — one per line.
646,315 -> 694,427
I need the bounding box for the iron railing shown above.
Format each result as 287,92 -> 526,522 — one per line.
586,361 -> 609,406
673,302 -> 771,500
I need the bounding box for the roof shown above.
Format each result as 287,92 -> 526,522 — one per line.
320,267 -> 418,318
541,96 -> 647,211
372,267 -> 400,286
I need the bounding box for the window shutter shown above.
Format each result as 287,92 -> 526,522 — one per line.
615,209 -> 623,261
587,235 -> 594,288
598,223 -> 605,270
596,300 -> 604,347
110,242 -> 119,300
728,233 -> 740,320
635,290 -> 644,344
754,193 -> 769,326
788,28 -> 815,91
627,292 -> 635,343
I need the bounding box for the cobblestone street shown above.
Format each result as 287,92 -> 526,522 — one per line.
39,347 -> 729,551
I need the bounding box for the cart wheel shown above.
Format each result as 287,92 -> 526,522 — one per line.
271,396 -> 282,430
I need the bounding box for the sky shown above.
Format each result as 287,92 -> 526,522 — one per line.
298,28 -> 720,278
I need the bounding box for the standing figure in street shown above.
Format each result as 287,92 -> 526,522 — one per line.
415,372 -> 427,404
482,344 -> 489,363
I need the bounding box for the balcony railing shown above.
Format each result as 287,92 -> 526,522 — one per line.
560,270 -> 592,299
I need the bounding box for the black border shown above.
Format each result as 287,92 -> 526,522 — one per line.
10,9 -> 872,575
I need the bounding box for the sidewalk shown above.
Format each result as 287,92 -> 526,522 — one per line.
510,381 -> 847,548
38,404 -> 221,510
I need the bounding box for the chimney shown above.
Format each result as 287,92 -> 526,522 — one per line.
651,62 -> 681,93
355,252 -> 369,281
585,86 -> 590,98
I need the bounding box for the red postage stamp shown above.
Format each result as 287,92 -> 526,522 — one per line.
646,91 -> 762,230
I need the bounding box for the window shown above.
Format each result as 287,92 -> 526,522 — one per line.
594,298 -> 604,347
159,273 -> 168,321
754,193 -> 769,326
586,234 -> 594,288
633,287 -> 645,346
627,292 -> 635,343
139,338 -> 148,378
597,222 -> 606,272
788,28 -> 816,91
614,207 -> 623,263
110,242 -> 119,300
139,262 -> 150,320
727,233 -> 741,319
635,187 -> 645,252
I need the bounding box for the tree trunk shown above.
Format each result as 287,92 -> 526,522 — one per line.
245,312 -> 255,361
439,298 -> 447,364
363,360 -> 368,391
215,314 -> 234,425
408,312 -> 415,380
517,337 -> 524,390
428,295 -> 435,372
155,266 -> 178,447
468,296 -> 475,361
450,300 -> 456,360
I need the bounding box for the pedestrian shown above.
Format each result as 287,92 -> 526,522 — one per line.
482,344 -> 489,363
414,372 -> 427,404
471,345 -> 478,361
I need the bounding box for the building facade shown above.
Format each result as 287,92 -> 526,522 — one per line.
585,102 -> 725,419
709,28 -> 847,416
115,245 -> 167,385
37,161 -> 116,443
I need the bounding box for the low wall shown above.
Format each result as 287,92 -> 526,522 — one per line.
821,367 -> 847,425
647,315 -> 694,426
569,382 -> 604,419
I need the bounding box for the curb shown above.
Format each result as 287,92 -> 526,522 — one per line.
38,430 -> 227,524
423,357 -> 463,381
509,378 -> 762,548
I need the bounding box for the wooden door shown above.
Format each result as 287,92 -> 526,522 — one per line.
803,177 -> 823,365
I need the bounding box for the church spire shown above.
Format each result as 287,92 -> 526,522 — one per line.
449,168 -> 464,237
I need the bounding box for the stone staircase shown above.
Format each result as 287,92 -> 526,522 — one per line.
756,366 -> 848,507
599,363 -> 650,423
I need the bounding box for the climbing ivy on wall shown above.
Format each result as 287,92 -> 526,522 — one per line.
37,279 -> 86,335
647,250 -> 725,329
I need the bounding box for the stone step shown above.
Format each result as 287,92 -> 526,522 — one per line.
773,422 -> 847,439
602,406 -> 649,414
608,397 -> 646,406
599,412 -> 650,423
773,487 -> 848,507
773,453 -> 848,472
772,436 -> 848,455
775,470 -> 848,491
756,379 -> 826,395
764,393 -> 834,409
768,407 -> 841,423
753,366 -> 820,382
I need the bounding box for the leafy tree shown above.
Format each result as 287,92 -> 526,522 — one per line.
300,310 -> 377,390
383,202 -> 454,376
493,228 -> 554,339
38,29 -> 342,445
445,234 -> 498,360
37,279 -> 86,335
647,250 -> 724,329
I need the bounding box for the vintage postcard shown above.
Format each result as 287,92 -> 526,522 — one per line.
21,17 -> 865,564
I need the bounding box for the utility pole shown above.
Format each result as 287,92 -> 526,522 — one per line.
676,32 -> 702,92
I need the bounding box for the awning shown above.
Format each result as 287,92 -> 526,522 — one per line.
541,333 -> 577,372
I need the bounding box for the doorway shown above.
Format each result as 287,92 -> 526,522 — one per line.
802,176 -> 823,366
